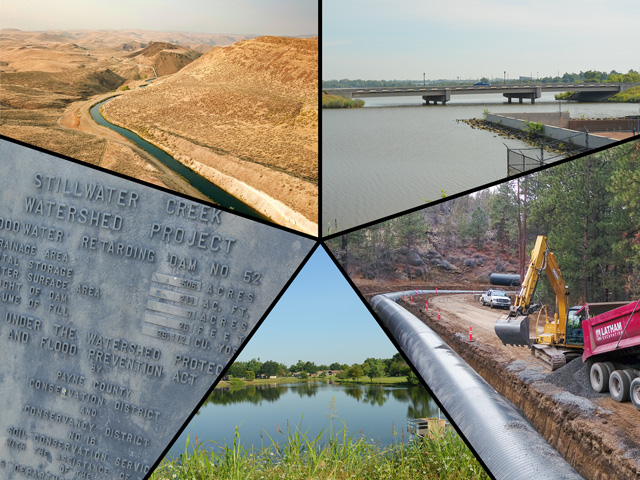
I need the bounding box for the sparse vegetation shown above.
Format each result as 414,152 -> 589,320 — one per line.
322,93 -> 364,108
523,120 -> 544,139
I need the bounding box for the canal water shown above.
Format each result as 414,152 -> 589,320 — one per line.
322,93 -> 640,232
165,382 -> 439,459
90,99 -> 269,221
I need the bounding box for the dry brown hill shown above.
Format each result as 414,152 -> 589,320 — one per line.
0,29 -> 257,52
102,36 -> 318,230
126,42 -> 202,76
105,36 -> 318,178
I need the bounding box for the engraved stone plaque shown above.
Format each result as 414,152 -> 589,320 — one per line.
0,138 -> 315,480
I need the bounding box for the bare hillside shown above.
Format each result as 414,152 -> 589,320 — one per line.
103,36 -> 318,229
126,42 -> 202,76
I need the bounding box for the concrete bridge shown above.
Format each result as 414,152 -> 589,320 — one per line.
324,83 -> 636,105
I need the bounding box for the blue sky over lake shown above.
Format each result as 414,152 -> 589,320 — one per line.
237,246 -> 399,367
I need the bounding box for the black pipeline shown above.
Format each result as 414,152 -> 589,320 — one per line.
371,291 -> 583,480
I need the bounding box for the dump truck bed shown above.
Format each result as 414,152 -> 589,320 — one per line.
582,300 -> 640,362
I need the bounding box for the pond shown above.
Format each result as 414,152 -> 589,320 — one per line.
166,381 -> 439,458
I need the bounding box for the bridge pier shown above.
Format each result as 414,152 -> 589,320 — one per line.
422,90 -> 450,105
503,86 -> 541,104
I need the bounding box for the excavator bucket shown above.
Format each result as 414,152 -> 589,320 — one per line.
494,315 -> 531,346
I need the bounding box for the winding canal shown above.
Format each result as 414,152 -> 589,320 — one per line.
90,98 -> 269,221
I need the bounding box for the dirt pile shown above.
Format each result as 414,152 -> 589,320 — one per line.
102,36 -> 318,231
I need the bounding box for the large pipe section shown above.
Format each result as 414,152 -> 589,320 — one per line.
489,273 -> 522,286
371,292 -> 582,479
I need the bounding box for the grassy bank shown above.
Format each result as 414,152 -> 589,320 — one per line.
151,422 -> 488,480
555,87 -> 640,103
322,93 -> 364,109
608,85 -> 640,103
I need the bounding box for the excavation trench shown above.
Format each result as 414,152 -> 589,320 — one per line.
391,293 -> 640,480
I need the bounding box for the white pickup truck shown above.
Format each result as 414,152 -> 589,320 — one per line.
480,289 -> 511,309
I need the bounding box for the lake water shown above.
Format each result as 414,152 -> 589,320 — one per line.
322,93 -> 640,232
165,382 -> 439,459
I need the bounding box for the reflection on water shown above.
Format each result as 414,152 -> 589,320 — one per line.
322,94 -> 640,231
168,382 -> 438,458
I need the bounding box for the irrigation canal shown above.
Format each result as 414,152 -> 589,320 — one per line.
90,98 -> 269,221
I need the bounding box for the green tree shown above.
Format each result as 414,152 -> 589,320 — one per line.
259,360 -> 279,377
363,359 -> 384,382
245,370 -> 255,381
407,370 -> 420,385
607,141 -> 640,296
348,364 -> 364,380
528,151 -> 631,303
489,181 -> 519,253
462,207 -> 489,247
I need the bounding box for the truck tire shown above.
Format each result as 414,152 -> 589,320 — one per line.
630,378 -> 640,410
609,370 -> 631,402
603,361 -> 615,376
590,362 -> 610,393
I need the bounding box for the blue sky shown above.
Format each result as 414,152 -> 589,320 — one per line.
323,0 -> 640,80
237,246 -> 399,367
1,0 -> 317,36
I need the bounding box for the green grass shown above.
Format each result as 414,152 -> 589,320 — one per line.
322,93 -> 365,109
608,85 -> 640,103
150,420 -> 489,480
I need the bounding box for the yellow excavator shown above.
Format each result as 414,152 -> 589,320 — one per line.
494,235 -> 584,370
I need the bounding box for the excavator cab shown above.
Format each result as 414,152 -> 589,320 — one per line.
564,306 -> 585,346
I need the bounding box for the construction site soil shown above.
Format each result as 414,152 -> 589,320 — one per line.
357,282 -> 640,479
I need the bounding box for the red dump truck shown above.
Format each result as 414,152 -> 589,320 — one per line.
580,299 -> 640,408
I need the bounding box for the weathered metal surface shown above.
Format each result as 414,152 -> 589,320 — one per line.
0,138 -> 314,480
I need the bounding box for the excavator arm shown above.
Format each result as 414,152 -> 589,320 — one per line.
495,235 -> 570,347
510,235 -> 548,316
